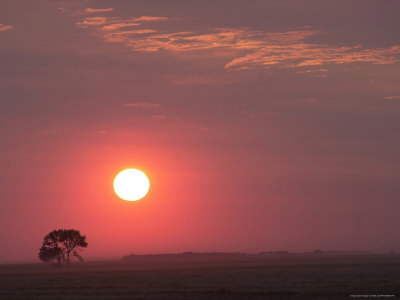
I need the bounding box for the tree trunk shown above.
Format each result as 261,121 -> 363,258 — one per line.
66,252 -> 70,267
57,254 -> 62,267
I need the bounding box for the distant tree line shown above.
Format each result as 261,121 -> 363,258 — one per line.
39,229 -> 88,267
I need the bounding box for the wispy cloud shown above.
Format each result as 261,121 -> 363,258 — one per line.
100,20 -> 140,31
123,102 -> 161,108
223,41 -> 400,69
77,15 -> 167,30
170,74 -> 239,86
75,15 -> 400,71
152,115 -> 167,119
0,24 -> 13,31
85,8 -> 115,13
113,29 -> 157,35
296,69 -> 328,74
383,96 -> 400,100
134,16 -> 168,22
76,17 -> 108,27
301,97 -> 319,103
240,109 -> 279,119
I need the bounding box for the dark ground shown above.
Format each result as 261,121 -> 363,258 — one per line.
0,254 -> 399,299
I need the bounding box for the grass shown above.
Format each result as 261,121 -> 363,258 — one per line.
0,254 -> 399,299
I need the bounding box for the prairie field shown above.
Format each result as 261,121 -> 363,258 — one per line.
0,254 -> 399,300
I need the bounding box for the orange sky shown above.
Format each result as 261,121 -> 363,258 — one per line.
0,0 -> 400,263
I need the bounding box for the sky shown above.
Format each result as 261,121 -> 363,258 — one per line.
0,0 -> 400,263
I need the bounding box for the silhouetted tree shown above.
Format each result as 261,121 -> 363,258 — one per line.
39,229 -> 88,267
38,245 -> 63,264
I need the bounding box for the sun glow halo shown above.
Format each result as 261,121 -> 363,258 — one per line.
113,169 -> 150,201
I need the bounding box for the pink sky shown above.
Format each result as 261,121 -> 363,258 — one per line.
0,0 -> 400,263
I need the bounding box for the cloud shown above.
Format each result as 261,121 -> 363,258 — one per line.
302,97 -> 318,103
76,17 -> 108,27
77,15 -> 167,29
113,29 -> 157,35
101,20 -> 140,31
133,16 -> 168,22
240,110 -> 279,118
152,115 -> 167,119
170,74 -> 239,86
0,24 -> 13,31
383,96 -> 400,100
224,42 -> 400,70
75,15 -> 400,71
84,8 -> 115,13
296,69 -> 328,74
123,102 -> 161,108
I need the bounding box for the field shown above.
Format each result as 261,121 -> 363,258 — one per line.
1,254 -> 399,299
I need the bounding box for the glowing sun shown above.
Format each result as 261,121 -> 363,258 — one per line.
113,169 -> 150,201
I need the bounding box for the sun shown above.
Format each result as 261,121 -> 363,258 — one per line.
113,169 -> 150,201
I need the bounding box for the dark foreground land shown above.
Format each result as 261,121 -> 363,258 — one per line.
1,253 -> 400,299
